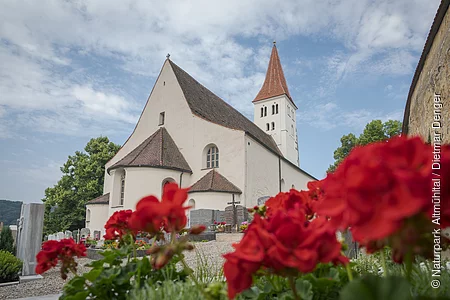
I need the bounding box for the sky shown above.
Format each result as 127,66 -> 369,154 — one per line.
0,0 -> 441,203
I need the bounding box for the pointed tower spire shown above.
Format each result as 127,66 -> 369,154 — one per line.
253,43 -> 292,103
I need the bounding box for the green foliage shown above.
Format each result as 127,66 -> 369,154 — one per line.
0,199 -> 22,226
0,250 -> 22,283
327,120 -> 402,173
60,246 -> 189,300
0,226 -> 15,254
129,280 -> 207,300
340,275 -> 412,300
42,137 -> 120,234
193,247 -> 224,284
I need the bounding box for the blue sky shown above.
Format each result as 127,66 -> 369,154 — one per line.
0,0 -> 440,203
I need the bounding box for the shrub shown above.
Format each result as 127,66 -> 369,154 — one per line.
0,250 -> 22,283
0,226 -> 15,254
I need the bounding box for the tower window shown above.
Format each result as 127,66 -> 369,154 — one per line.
264,106 -> 267,116
276,104 -> 279,114
261,107 -> 264,117
272,122 -> 275,130
159,112 -> 165,125
272,105 -> 275,115
206,145 -> 219,168
266,123 -> 269,131
120,173 -> 125,205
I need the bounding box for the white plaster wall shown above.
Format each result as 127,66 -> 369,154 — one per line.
245,135 -> 279,207
187,192 -> 239,211
112,167 -> 188,214
281,160 -> 314,192
86,204 -> 109,233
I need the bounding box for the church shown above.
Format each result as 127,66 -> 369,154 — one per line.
85,44 -> 316,234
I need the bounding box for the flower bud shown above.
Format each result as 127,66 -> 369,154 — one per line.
189,225 -> 206,235
184,243 -> 195,251
154,252 -> 170,269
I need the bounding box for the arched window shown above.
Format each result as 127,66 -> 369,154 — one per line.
162,178 -> 176,196
86,209 -> 91,225
276,104 -> 279,114
271,122 -> 275,130
188,199 -> 196,209
272,105 -> 275,115
120,172 -> 125,205
204,145 -> 219,168
264,107 -> 267,116
260,107 -> 264,117
266,123 -> 269,131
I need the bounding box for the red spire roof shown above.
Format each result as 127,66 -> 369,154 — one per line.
254,43 -> 292,103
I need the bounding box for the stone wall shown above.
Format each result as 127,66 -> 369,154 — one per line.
406,5 -> 449,144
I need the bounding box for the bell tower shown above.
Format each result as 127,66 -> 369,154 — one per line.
253,42 -> 299,166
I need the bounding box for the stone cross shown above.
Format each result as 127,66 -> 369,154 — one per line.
227,195 -> 240,229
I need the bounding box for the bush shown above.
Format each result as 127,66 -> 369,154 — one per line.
0,226 -> 15,254
0,250 -> 22,283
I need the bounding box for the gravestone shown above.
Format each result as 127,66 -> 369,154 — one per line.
190,209 -> 225,229
16,203 -> 45,276
56,232 -> 65,241
225,205 -> 248,228
65,230 -> 72,239
80,228 -> 90,238
257,196 -> 270,206
93,230 -> 101,240
73,230 -> 79,243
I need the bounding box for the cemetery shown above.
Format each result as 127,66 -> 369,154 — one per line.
1,1 -> 450,300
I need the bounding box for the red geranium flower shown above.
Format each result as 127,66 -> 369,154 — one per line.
223,207 -> 348,299
104,209 -> 135,240
129,183 -> 190,234
36,238 -> 86,279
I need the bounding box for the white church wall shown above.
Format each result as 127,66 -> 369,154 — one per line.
116,167 -> 188,212
86,204 -> 109,234
245,135 -> 279,207
280,159 -> 314,192
187,192 -> 239,211
102,60 -> 246,210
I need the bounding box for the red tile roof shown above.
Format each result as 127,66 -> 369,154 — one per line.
254,44 -> 293,105
189,169 -> 242,194
107,127 -> 192,174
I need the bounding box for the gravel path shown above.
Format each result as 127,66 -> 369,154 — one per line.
0,241 -> 234,300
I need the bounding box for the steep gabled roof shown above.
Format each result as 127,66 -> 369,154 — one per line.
87,193 -> 110,205
402,0 -> 449,134
108,127 -> 192,174
168,60 -> 282,156
254,44 -> 295,108
189,169 -> 242,194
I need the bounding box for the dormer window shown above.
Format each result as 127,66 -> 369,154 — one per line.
159,112 -> 165,125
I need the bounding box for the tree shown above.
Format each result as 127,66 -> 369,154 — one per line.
42,137 -> 120,235
327,120 -> 402,173
0,226 -> 15,254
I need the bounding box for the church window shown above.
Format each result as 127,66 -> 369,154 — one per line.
264,107 -> 267,116
266,123 -> 269,131
120,173 -> 125,205
271,122 -> 275,130
159,112 -> 165,125
272,105 -> 275,115
206,146 -> 219,168
261,107 -> 264,117
276,104 -> 279,114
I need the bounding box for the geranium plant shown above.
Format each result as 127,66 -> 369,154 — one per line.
34,136 -> 450,300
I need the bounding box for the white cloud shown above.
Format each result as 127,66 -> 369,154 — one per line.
297,101 -> 403,131
0,0 -> 440,138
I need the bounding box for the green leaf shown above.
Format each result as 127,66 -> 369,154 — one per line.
83,268 -> 102,282
295,279 -> 313,300
340,275 -> 412,300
